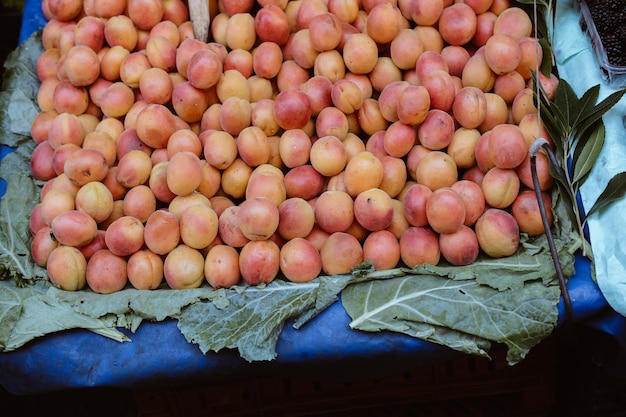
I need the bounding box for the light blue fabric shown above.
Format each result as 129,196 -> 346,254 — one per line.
555,0 -> 626,317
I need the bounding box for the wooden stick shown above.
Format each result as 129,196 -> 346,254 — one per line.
189,0 -> 210,42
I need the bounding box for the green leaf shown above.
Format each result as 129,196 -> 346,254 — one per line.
0,172 -> 47,283
342,275 -> 560,365
571,121 -> 605,183
585,172 -> 626,219
573,88 -> 626,137
553,78 -> 583,129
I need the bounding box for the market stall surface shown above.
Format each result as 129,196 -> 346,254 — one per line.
1,327 -> 626,417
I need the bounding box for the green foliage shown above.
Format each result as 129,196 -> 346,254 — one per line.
533,74 -> 626,255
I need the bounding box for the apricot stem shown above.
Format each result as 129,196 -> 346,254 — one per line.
530,138 -> 572,326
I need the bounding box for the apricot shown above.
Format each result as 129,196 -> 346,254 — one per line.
283,164 -> 325,200
178,203 -> 219,250
31,226 -> 60,267
481,167 -> 520,209
85,249 -> 128,294
366,2 -> 403,45
475,208 -> 520,258
255,4 -> 291,45
166,151 -> 203,196
64,148 -> 109,187
273,88 -> 312,130
399,226 -> 440,267
438,3 -> 477,46
310,135 -> 347,177
104,215 -> 145,257
420,69 -> 456,112
164,244 -> 205,289
426,187 -> 466,234
46,245 -> 87,291
319,231 -> 364,275
493,6 -> 532,37
239,240 -> 281,285
488,123 -> 528,169
414,150 -> 458,191
277,197 -> 315,240
478,92 -> 509,133
127,249 -> 164,290
396,85 -> 430,126
515,151 -> 554,191
202,244 -> 240,289
280,237 -> 322,283
354,188 -> 394,232
342,32 -> 378,74
452,87 -> 488,130
511,189 -> 553,236
450,179 -> 486,226
116,149 -> 153,189
236,196 -> 280,241
417,109 -> 455,151
314,190 -> 354,233
343,151 -> 384,198
75,181 -> 114,224
408,0 -> 444,25
245,168 -> 287,207
221,158 -> 253,200
218,205 -> 250,248
135,104 -> 178,149
122,185 -> 157,223
144,209 -> 180,255
439,225 -> 480,266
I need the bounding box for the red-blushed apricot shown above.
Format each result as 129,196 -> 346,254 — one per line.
426,187 -> 466,234
46,245 -> 87,291
280,237 -> 323,282
403,183 -> 432,227
475,208 -> 520,258
105,215 -> 145,257
390,28 -> 424,70
515,151 -> 555,191
399,226 -> 440,267
273,88 -> 312,130
484,33 -> 522,75
50,209 -> 98,248
127,249 -> 164,290
164,244 -> 205,289
453,86 -> 488,129
77,229 -> 107,261
439,225 -> 480,266
408,0 -> 444,25
31,141 -> 57,181
417,109 -> 455,151
493,6 -> 532,37
354,188 -> 394,232
166,151 -> 203,197
450,179 -> 486,227
438,3 -> 477,46
255,4 -> 291,45
319,231 -> 364,275
366,2 -> 403,45
420,69 -> 456,112
63,45 -> 100,87
85,249 -> 128,294
239,239 -> 281,285
277,197 -> 315,240
488,123 -> 528,169
363,229 -> 401,271
511,189 -> 553,236
31,226 -> 60,267
218,205 -> 250,249
135,103 -> 178,149
383,120 -> 417,158
283,164 -> 325,200
237,196 -> 280,241
144,209 -> 180,256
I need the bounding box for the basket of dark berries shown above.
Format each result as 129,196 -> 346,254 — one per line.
579,0 -> 626,86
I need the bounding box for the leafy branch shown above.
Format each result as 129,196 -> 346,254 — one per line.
534,75 -> 626,257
